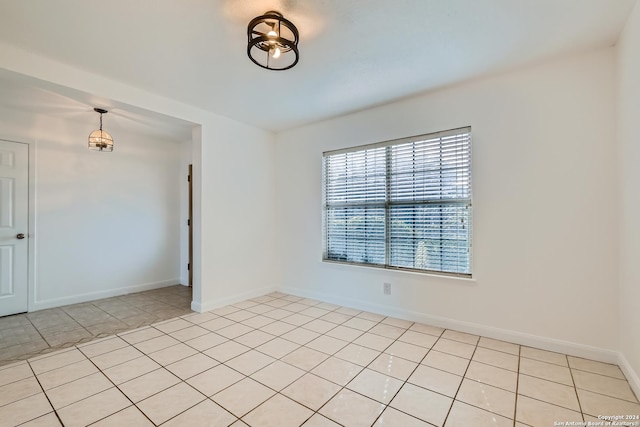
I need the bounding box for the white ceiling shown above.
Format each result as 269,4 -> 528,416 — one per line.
0,0 -> 636,134
0,70 -> 196,142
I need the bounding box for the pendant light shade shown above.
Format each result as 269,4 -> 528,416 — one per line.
88,108 -> 113,152
247,11 -> 299,71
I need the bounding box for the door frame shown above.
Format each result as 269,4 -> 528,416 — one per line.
0,138 -> 35,314
188,164 -> 193,288
26,140 -> 36,312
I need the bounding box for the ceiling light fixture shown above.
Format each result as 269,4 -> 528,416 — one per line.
88,108 -> 113,152
247,11 -> 299,71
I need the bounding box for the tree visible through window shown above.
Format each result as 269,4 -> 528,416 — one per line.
322,127 -> 472,276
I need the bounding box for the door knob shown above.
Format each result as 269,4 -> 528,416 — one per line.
16,233 -> 25,239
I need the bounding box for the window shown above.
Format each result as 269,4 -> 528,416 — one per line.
322,127 -> 472,277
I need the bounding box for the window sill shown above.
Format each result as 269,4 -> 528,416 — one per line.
321,259 -> 477,284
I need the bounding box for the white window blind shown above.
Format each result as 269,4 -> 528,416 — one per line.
323,127 -> 472,276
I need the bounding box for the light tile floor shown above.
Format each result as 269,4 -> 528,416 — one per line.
0,291 -> 638,426
0,286 -> 192,366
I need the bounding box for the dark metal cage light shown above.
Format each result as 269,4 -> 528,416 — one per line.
88,108 -> 113,152
247,11 -> 299,71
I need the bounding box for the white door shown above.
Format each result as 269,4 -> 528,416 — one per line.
0,140 -> 29,317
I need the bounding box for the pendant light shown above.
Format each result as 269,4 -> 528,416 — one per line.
88,108 -> 114,152
247,11 -> 299,71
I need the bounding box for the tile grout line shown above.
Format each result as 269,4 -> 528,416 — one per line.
260,301 -> 379,425
77,334 -> 186,426
570,384 -> 640,405
368,326 -> 447,426
119,295 -> 346,424
25,357 -> 65,427
21,310 -> 52,353
237,295 -> 373,424
305,306 -> 476,425
49,351 -> 146,425
570,365 -> 636,381
513,342 -> 522,427
231,293 -> 375,425
203,298 -> 331,424
440,334 -> 480,427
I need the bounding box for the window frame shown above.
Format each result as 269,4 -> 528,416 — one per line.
322,127 -> 473,278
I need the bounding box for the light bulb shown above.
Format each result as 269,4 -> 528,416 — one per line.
270,46 -> 281,58
267,28 -> 278,46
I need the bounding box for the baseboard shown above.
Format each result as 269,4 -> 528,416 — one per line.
279,285 -> 621,365
191,285 -> 278,313
619,352 -> 640,401
31,279 -> 181,311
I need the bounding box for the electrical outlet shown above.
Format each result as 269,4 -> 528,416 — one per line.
383,282 -> 391,295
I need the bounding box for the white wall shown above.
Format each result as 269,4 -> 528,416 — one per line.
617,0 -> 640,391
0,106 -> 183,309
193,116 -> 278,311
276,49 -> 619,357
